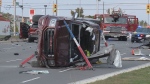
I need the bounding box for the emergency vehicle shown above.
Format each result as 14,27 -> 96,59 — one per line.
94,8 -> 138,41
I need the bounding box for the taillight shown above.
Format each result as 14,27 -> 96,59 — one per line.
140,34 -> 143,36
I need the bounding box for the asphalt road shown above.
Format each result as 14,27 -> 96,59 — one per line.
0,38 -> 150,84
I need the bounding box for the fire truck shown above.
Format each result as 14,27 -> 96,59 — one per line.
94,8 -> 138,41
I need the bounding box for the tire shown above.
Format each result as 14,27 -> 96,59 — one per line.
28,37 -> 34,42
118,37 -> 122,41
105,36 -> 109,40
32,15 -> 44,23
131,38 -> 134,43
123,37 -> 127,41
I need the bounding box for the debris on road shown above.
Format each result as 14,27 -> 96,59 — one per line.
19,70 -> 49,75
14,53 -> 19,55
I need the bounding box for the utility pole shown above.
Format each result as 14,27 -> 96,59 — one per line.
79,0 -> 81,17
103,1 -> 104,14
14,0 -> 16,36
96,0 -> 101,14
0,0 -> 1,13
22,0 -> 23,22
44,5 -> 47,15
148,0 -> 149,25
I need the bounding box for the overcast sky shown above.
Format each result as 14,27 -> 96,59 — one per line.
1,0 -> 149,22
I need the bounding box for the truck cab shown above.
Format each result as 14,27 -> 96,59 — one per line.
94,8 -> 138,41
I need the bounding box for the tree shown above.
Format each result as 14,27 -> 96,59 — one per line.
71,7 -> 84,17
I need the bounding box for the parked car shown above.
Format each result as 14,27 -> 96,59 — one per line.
131,27 -> 150,43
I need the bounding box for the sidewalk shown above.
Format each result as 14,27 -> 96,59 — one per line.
0,37 -> 27,43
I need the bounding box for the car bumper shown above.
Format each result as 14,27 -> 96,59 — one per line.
131,37 -> 146,41
104,33 -> 128,38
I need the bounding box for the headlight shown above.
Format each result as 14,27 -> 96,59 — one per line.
105,26 -> 110,31
146,35 -> 150,37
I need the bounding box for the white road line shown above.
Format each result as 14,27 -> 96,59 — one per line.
59,68 -> 74,72
21,77 -> 40,83
3,47 -> 16,50
121,53 -> 126,56
6,59 -> 22,62
0,65 -> 18,68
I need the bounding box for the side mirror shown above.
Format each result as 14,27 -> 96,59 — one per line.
72,12 -> 78,20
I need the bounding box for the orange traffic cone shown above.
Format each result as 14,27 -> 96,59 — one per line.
131,49 -> 134,55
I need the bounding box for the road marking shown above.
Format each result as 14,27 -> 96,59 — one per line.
6,59 -> 22,62
59,68 -> 74,72
121,53 -> 126,56
21,77 -> 40,83
0,65 -> 18,68
3,47 -> 16,50
68,62 -> 150,84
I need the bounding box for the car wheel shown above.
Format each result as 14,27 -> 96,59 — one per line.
123,37 -> 127,41
28,37 -> 34,42
118,37 -> 122,41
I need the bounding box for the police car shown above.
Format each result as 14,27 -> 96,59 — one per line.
131,27 -> 150,43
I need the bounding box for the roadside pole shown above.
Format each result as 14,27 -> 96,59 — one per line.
14,0 -> 16,36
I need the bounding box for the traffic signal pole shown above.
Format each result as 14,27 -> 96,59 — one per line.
56,0 -> 57,16
148,0 -> 149,25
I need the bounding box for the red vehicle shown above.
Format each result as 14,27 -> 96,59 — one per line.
19,15 -> 44,42
94,8 -> 138,41
20,14 -> 122,69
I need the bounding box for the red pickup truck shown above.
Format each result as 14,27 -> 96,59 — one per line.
19,15 -> 44,42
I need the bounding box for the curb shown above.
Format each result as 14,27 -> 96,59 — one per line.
68,62 -> 150,84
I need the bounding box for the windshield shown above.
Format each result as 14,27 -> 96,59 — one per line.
136,28 -> 144,32
136,28 -> 150,33
104,17 -> 127,24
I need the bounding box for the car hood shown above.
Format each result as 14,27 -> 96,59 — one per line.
132,32 -> 148,35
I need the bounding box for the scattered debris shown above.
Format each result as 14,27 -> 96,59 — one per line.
19,70 -> 49,75
14,53 -> 19,55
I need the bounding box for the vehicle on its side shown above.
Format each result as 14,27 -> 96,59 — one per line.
94,8 -> 138,41
131,27 -> 150,43
28,14 -> 122,68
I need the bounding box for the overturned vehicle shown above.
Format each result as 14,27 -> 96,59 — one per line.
21,15 -> 122,69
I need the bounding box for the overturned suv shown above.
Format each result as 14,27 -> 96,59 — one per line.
31,15 -> 122,68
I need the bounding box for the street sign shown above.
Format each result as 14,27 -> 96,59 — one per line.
146,4 -> 150,14
29,9 -> 35,23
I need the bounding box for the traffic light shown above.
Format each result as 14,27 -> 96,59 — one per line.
0,0 -> 2,6
53,4 -> 57,12
147,4 -> 150,14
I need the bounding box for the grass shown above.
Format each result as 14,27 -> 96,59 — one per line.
89,66 -> 150,84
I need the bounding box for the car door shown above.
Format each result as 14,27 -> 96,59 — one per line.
19,22 -> 30,39
128,18 -> 138,32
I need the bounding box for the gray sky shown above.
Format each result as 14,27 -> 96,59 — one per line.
1,0 -> 149,21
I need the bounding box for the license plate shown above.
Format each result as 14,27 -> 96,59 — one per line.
138,37 -> 142,39
114,36 -> 117,37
